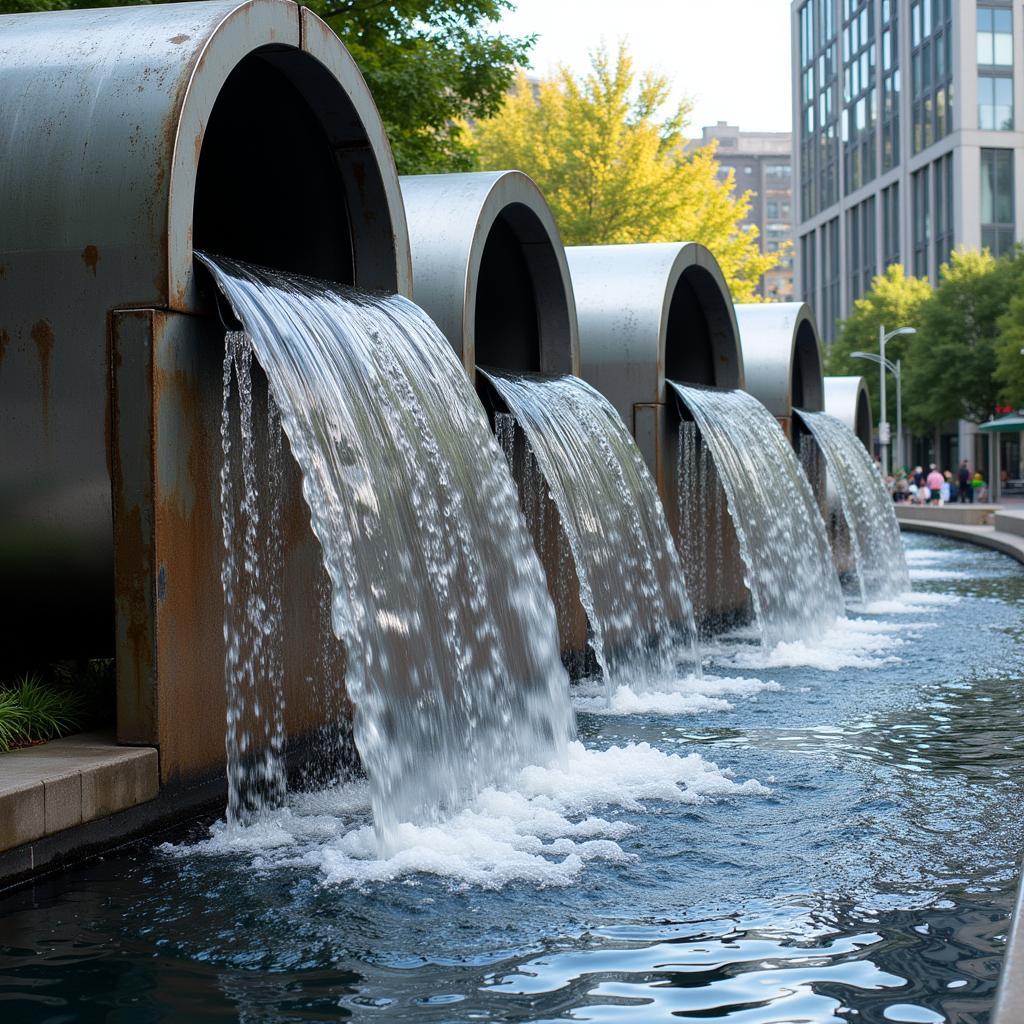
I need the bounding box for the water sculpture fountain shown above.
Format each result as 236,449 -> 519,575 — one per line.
0,0 -> 412,790
565,243 -> 747,633
203,256 -> 573,837
401,175 -> 698,681
795,410 -> 909,604
669,301 -> 843,644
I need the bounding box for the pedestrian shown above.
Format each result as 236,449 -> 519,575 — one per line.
941,470 -> 954,504
913,465 -> 926,489
926,464 -> 944,505
973,471 -> 987,502
894,473 -> 910,503
958,460 -> 972,503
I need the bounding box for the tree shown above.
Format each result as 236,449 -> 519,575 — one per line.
0,0 -> 531,175
908,248 -> 1024,428
825,265 -> 931,426
469,46 -> 783,303
994,250 -> 1024,408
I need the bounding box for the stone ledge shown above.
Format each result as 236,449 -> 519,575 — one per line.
895,503 -> 1001,527
0,732 -> 158,854
896,517 -> 1024,566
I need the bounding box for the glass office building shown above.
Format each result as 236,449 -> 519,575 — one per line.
794,0 -> 1024,341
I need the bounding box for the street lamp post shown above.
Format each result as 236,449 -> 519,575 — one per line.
851,325 -> 916,477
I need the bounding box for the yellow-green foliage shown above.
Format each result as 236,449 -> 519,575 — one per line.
470,46 -> 785,303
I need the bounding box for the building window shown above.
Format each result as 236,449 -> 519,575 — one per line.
848,197 -> 877,303
912,166 -> 931,278
979,75 -> 1015,129
842,0 -> 878,194
977,5 -> 1013,66
801,230 -> 817,310
882,182 -> 901,268
823,216 -> 841,337
798,0 -> 838,219
977,5 -> 1014,130
934,153 -> 954,269
981,148 -> 1015,256
882,0 -> 901,172
911,0 -> 953,154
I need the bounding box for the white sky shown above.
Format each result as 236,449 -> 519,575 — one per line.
494,0 -> 794,134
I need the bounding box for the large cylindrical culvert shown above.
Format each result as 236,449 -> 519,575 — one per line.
0,0 -> 410,784
734,303 -> 825,444
400,171 -> 579,381
400,171 -> 588,666
566,242 -> 747,632
825,376 -> 874,452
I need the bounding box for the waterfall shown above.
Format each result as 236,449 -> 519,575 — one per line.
482,370 -> 701,688
202,255 -> 574,844
670,384 -> 844,645
796,410 -> 910,603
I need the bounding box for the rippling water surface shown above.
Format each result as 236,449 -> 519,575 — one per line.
1,534 -> 1021,1024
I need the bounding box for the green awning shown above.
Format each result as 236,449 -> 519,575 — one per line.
979,412 -> 1024,432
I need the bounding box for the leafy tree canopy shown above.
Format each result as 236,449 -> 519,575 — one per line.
826,265 -> 931,427
908,248 -> 1024,427
0,0 -> 532,175
469,45 -> 784,303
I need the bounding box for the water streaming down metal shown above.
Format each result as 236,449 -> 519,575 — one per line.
482,371 -> 701,687
201,256 -> 574,841
796,410 -> 910,603
218,332 -> 288,823
670,384 -> 844,645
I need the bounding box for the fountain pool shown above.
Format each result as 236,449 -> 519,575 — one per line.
1,535 -> 1021,1023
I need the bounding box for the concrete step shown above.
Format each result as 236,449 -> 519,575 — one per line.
0,732 -> 157,854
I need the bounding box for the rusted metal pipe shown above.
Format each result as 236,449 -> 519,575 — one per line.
0,0 -> 409,783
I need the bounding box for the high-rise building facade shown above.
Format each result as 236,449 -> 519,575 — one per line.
698,123 -> 796,300
793,0 -> 1024,342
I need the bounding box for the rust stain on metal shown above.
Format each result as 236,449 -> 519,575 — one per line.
169,33 -> 191,44
0,263 -> 7,279
0,329 -> 8,368
81,244 -> 100,275
30,319 -> 54,426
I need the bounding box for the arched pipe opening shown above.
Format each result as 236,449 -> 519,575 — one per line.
825,376 -> 874,452
400,171 -> 579,382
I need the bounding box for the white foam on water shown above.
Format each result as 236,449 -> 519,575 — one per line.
713,616 -> 905,671
573,674 -> 780,716
850,591 -> 959,615
165,741 -> 767,889
908,567 -> 970,580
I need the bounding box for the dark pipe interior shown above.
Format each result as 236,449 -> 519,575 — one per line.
474,203 -> 573,375
194,50 -> 355,284
855,388 -> 873,449
792,320 -> 824,412
664,268 -> 738,388
475,214 -> 540,372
